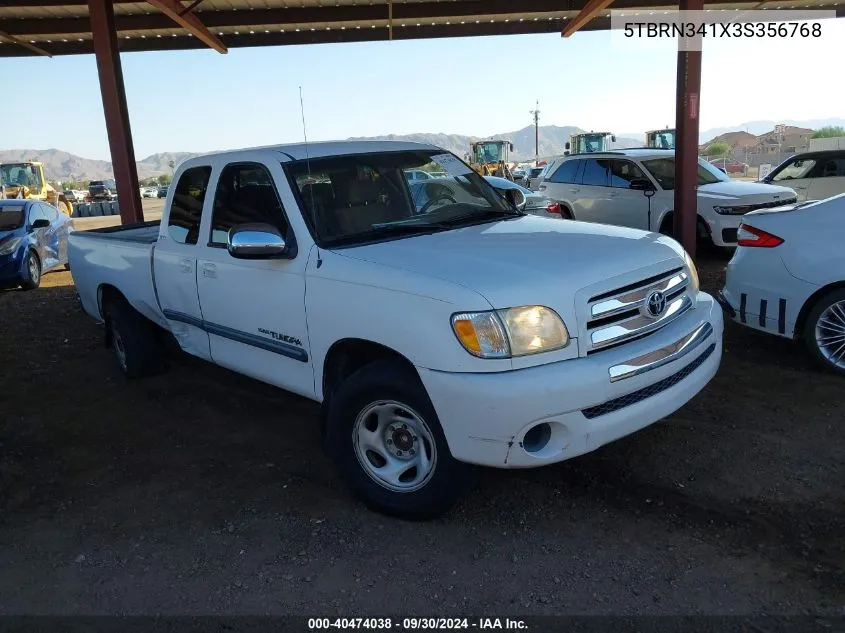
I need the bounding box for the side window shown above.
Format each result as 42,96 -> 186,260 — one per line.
816,157 -> 845,178
41,203 -> 59,222
28,204 -> 46,224
581,159 -> 609,187
608,160 -> 647,188
210,163 -> 289,246
168,166 -> 212,245
549,160 -> 580,184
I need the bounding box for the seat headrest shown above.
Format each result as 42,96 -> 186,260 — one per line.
348,179 -> 380,206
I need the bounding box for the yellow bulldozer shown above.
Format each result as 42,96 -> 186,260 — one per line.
467,140 -> 514,180
0,161 -> 73,216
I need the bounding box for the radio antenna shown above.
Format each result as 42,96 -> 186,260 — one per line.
299,85 -> 321,266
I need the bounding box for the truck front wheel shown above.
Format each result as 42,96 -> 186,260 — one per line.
325,359 -> 470,519
104,297 -> 165,379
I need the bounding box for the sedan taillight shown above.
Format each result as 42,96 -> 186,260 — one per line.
546,202 -> 561,215
737,224 -> 784,248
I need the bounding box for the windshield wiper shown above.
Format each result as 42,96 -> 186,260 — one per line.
439,208 -> 523,225
368,220 -> 452,233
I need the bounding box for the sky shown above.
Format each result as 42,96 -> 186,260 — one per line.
3,18 -> 844,161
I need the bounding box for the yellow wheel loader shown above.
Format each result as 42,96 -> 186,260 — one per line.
0,161 -> 73,216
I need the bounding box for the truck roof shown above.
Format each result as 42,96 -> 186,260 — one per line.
186,140 -> 444,164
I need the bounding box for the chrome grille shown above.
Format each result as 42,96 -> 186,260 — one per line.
586,267 -> 692,354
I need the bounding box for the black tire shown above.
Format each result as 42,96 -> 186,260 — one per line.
560,204 -> 575,220
803,289 -> 845,376
103,297 -> 165,379
325,359 -> 472,519
20,250 -> 41,290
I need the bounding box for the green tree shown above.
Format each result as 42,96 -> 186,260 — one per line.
156,173 -> 172,186
707,141 -> 731,157
811,126 -> 845,139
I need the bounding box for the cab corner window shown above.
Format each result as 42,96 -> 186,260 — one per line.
210,163 -> 288,246
167,166 -> 212,245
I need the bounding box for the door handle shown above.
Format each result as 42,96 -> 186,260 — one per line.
201,263 -> 217,279
179,258 -> 193,273
570,188 -> 580,194
793,186 -> 807,190
609,192 -> 620,198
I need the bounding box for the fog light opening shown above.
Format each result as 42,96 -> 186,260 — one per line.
522,422 -> 552,454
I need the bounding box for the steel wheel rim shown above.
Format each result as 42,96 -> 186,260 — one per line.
352,400 -> 437,493
28,256 -> 39,282
112,328 -> 128,371
815,300 -> 845,369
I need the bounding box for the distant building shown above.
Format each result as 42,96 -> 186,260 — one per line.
753,126 -> 813,155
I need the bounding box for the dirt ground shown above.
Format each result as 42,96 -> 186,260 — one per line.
0,254 -> 843,617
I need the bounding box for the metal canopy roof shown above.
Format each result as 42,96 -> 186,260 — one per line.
1,0 -> 842,57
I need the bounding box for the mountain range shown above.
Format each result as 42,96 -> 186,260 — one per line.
2,118 -> 841,182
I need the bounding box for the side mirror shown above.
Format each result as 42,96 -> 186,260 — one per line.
227,223 -> 287,259
611,135 -> 617,142
629,178 -> 656,194
504,188 -> 527,210
30,219 -> 50,230
564,142 -> 571,151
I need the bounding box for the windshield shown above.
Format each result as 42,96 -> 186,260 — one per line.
0,164 -> 42,193
640,157 -> 728,190
472,142 -> 504,164
286,150 -> 515,246
770,157 -> 817,182
649,131 -> 676,149
0,205 -> 26,231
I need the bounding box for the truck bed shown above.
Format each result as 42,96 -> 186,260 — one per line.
68,220 -> 167,330
73,220 -> 160,244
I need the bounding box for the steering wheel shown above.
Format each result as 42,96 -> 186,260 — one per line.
419,195 -> 457,214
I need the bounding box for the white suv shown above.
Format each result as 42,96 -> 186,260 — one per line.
538,149 -> 798,247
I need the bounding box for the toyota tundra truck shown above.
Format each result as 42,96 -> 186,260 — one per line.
68,141 -> 723,518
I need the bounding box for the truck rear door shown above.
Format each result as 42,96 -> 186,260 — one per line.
152,165 -> 213,361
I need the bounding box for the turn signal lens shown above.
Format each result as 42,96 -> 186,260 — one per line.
451,312 -> 510,358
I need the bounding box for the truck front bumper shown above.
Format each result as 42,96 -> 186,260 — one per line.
418,293 -> 723,469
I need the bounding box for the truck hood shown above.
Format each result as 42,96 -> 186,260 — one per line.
337,216 -> 685,313
698,180 -> 796,204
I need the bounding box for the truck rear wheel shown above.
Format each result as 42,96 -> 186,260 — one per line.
325,359 -> 470,519
104,297 -> 165,379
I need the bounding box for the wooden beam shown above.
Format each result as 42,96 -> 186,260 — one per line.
562,0 -> 614,36
88,0 -> 144,225
145,0 -> 227,53
673,0 -> 703,258
0,29 -> 51,56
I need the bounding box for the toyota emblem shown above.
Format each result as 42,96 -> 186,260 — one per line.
645,290 -> 667,319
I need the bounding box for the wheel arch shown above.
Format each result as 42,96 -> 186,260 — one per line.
794,281 -> 845,339
321,338 -> 420,405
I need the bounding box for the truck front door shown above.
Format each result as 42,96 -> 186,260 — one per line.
194,159 -> 314,398
152,165 -> 213,361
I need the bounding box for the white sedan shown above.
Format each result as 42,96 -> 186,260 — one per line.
718,193 -> 845,375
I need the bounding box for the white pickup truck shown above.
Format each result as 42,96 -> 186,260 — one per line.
69,141 -> 723,518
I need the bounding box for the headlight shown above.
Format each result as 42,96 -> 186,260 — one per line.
683,251 -> 700,292
0,237 -> 22,256
451,305 -> 570,358
713,205 -> 751,215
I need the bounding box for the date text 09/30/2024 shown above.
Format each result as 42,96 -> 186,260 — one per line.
307,618 -> 528,630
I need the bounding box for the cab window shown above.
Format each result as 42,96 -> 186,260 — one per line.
168,166 -> 212,245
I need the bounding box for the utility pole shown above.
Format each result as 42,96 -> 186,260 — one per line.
530,100 -> 540,164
